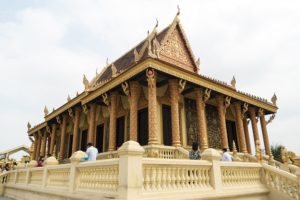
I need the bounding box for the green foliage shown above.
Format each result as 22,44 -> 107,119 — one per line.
271,144 -> 283,163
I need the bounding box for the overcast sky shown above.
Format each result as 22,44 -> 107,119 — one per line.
1,0 -> 300,158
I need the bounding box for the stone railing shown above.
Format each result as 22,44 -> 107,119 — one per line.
97,150 -> 118,160
1,143 -> 300,200
142,158 -> 212,192
143,145 -> 189,159
263,163 -> 300,200
262,155 -> 300,175
220,162 -> 262,187
76,159 -> 119,193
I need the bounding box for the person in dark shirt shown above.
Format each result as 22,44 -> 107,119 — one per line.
189,142 -> 201,160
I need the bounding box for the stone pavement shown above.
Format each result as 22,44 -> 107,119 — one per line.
0,197 -> 14,200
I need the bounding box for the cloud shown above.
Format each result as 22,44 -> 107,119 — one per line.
0,0 -> 300,155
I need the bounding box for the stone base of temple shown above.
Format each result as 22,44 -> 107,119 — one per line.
0,142 -> 299,200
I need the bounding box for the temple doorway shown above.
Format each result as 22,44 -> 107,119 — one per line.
96,124 -> 104,152
80,129 -> 88,151
162,105 -> 172,146
226,120 -> 239,151
116,116 -> 125,148
138,108 -> 148,146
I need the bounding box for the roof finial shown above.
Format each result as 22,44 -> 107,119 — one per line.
83,74 -> 90,90
106,57 -> 109,67
155,18 -> 159,28
67,94 -> 71,101
271,93 -> 277,106
177,5 -> 180,16
231,76 -> 236,89
27,122 -> 31,131
44,106 -> 49,116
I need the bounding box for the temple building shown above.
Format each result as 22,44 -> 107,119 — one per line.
27,12 -> 278,162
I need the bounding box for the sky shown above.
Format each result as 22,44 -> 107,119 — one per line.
0,0 -> 300,158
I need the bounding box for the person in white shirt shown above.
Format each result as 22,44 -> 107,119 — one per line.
221,148 -> 233,161
86,143 -> 99,161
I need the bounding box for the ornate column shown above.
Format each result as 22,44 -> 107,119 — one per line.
243,118 -> 252,154
88,103 -> 96,144
35,133 -> 42,160
234,102 -> 247,153
108,92 -> 118,151
259,109 -> 271,155
128,81 -> 141,141
249,107 -> 260,147
33,134 -> 39,160
41,130 -> 47,157
216,95 -> 229,149
194,88 -> 209,151
59,115 -> 67,160
146,69 -> 158,145
49,124 -> 57,156
169,79 -> 181,146
72,108 -> 80,154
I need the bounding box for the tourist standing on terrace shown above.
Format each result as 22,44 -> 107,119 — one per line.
221,148 -> 233,161
189,142 -> 201,160
86,143 -> 98,161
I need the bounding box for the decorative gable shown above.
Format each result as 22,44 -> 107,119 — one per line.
159,26 -> 195,72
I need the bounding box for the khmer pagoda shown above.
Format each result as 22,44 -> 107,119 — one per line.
2,10 -> 300,200
26,10 -> 278,162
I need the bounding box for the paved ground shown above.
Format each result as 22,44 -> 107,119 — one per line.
0,197 -> 14,200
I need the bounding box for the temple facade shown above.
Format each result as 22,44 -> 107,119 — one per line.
27,13 -> 277,162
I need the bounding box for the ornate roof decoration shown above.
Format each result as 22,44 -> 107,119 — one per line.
83,74 -> 90,91
67,94 -> 71,102
87,11 -> 199,91
27,122 -> 31,131
44,106 -> 49,116
231,76 -> 236,89
271,93 -> 277,106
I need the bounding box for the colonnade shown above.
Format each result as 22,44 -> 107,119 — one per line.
31,69 -> 272,161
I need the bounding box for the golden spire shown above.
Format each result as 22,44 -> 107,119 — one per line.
83,74 -> 90,90
231,76 -> 236,89
271,93 -> 277,106
67,94 -> 71,102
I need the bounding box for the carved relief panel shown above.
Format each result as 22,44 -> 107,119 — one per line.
206,105 -> 222,149
184,98 -> 198,146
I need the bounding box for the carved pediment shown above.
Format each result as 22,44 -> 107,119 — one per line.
159,26 -> 195,72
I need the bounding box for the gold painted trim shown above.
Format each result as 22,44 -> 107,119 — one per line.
28,122 -> 47,135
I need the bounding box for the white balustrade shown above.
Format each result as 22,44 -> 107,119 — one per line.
221,162 -> 262,187
143,145 -> 189,159
142,158 -> 212,192
28,168 -> 43,185
76,160 -> 119,192
263,164 -> 299,200
47,164 -> 70,188
16,169 -> 27,184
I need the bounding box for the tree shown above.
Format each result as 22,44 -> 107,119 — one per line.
271,144 -> 283,163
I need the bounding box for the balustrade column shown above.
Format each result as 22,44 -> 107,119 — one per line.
88,103 -> 96,144
49,124 -> 57,155
47,133 -> 51,155
243,118 -> 252,154
169,79 -> 181,146
249,107 -> 260,146
234,102 -> 247,153
259,111 -> 271,155
108,92 -> 118,151
72,108 -> 80,153
216,96 -> 229,149
147,69 -> 158,145
129,81 -> 140,141
59,115 -> 67,160
194,88 -> 208,150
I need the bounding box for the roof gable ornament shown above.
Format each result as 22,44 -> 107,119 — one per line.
67,94 -> 71,102
134,48 -> 139,63
111,63 -> 118,78
83,74 -> 90,90
27,122 -> 31,131
231,76 -> 236,89
44,106 -> 49,116
196,58 -> 200,73
271,93 -> 277,106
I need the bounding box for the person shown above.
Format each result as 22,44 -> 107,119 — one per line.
86,143 -> 98,161
37,156 -> 44,167
221,148 -> 233,161
189,142 -> 201,160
